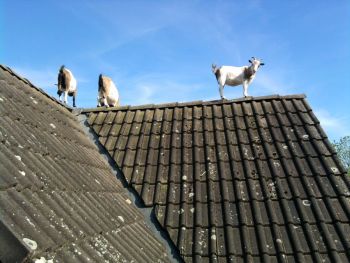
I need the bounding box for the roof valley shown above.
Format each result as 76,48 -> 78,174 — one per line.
75,113 -> 182,262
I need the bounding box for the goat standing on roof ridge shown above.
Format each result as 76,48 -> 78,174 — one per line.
97,74 -> 120,107
212,57 -> 265,99
57,65 -> 77,107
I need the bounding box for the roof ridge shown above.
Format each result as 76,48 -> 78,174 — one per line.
81,94 -> 307,113
0,64 -> 74,112
0,64 -> 306,114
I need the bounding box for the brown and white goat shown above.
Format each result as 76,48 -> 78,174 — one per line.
212,57 -> 264,99
57,65 -> 77,107
97,74 -> 120,107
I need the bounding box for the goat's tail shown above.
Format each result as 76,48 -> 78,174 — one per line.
98,74 -> 103,90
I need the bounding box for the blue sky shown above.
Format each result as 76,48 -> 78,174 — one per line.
1,0 -> 349,141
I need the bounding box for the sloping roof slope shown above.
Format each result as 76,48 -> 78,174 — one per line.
85,95 -> 350,262
0,65 -> 171,262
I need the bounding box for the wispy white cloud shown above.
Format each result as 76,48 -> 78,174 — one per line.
77,1 -> 264,68
314,109 -> 350,141
128,85 -> 154,105
14,66 -> 90,85
120,73 -> 204,105
71,2 -> 182,59
87,25 -> 165,60
254,72 -> 297,95
13,67 -> 57,90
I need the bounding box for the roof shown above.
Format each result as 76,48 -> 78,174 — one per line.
85,94 -> 350,262
1,63 -> 350,263
0,65 -> 172,262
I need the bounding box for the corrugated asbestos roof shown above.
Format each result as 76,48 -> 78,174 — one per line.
85,95 -> 350,262
0,65 -> 171,262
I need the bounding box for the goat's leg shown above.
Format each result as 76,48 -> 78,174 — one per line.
219,84 -> 226,100
64,91 -> 68,104
57,90 -> 63,102
103,97 -> 109,108
72,91 -> 76,107
243,82 -> 249,97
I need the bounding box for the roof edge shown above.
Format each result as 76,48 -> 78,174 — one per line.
0,64 -> 74,112
81,94 -> 307,113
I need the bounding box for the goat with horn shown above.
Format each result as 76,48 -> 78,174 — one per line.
212,57 -> 265,99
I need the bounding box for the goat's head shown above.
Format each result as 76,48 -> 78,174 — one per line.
249,57 -> 265,72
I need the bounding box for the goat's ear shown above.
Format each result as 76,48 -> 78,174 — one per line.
260,62 -> 265,66
249,60 -> 252,63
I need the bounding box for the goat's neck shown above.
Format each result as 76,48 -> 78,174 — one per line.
244,65 -> 256,80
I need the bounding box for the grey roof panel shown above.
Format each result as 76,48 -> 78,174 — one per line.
86,94 -> 350,262
0,65 -> 172,262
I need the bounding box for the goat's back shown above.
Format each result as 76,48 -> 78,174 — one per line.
99,75 -> 113,91
217,66 -> 246,85
58,67 -> 76,92
99,75 -> 118,96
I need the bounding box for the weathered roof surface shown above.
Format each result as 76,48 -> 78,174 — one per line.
85,95 -> 350,262
0,65 -> 171,262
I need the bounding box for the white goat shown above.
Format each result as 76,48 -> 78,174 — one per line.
212,57 -> 264,99
57,65 -> 77,107
97,74 -> 120,107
